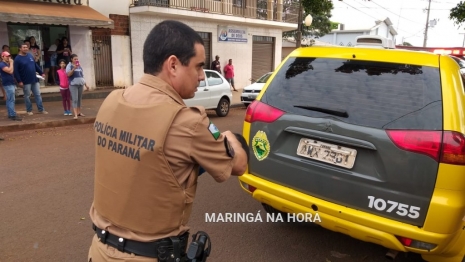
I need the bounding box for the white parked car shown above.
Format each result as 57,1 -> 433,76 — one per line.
240,72 -> 272,106
183,69 -> 233,117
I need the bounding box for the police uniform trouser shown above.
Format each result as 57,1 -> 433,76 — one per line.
88,234 -> 158,262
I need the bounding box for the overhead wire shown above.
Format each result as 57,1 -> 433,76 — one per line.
337,0 -> 382,21
337,0 -> 420,36
403,28 -> 426,39
369,0 -> 425,25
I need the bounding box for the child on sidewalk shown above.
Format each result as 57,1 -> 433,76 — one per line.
56,59 -> 71,115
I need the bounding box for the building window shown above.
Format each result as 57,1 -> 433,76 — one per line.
233,0 -> 244,8
197,32 -> 209,38
253,36 -> 273,42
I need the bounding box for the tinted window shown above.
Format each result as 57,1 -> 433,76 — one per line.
261,57 -> 442,130
205,71 -> 223,86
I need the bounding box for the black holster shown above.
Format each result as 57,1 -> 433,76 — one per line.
157,233 -> 189,262
186,231 -> 211,262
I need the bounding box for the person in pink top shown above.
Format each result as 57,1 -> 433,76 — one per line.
224,58 -> 237,91
56,59 -> 71,116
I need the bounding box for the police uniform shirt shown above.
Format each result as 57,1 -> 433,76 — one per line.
90,74 -> 235,242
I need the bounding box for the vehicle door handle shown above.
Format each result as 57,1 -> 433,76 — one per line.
204,88 -> 209,91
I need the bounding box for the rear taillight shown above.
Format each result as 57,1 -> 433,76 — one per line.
386,130 -> 442,161
245,101 -> 285,123
387,130 -> 465,165
440,131 -> 465,165
395,236 -> 437,250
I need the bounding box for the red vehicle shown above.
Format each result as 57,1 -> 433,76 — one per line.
395,45 -> 465,80
395,45 -> 465,59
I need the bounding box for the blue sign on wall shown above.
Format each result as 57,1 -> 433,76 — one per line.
218,26 -> 247,43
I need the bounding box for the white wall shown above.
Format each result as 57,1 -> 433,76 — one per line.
319,32 -> 364,46
377,24 -> 389,39
111,35 -> 132,87
89,0 -> 131,16
130,14 -> 283,89
69,26 -> 96,89
0,23 -> 8,48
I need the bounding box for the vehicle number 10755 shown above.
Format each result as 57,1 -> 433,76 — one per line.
367,196 -> 420,219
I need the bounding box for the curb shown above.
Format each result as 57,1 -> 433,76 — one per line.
0,103 -> 245,133
0,89 -> 116,106
0,117 -> 96,133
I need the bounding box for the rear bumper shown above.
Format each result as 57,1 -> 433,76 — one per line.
238,173 -> 465,260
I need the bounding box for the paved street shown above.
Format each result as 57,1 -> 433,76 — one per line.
0,107 -> 425,262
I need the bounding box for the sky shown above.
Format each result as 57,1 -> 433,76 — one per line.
329,0 -> 464,47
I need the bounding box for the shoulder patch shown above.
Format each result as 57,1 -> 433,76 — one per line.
208,121 -> 221,140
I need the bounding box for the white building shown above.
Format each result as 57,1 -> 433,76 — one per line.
129,0 -> 298,87
0,0 -> 115,92
281,38 -> 335,61
0,0 -> 298,92
317,18 -> 398,47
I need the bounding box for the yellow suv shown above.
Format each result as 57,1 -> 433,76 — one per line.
240,46 -> 465,262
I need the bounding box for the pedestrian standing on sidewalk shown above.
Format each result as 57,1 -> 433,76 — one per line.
57,59 -> 71,116
47,39 -> 60,85
56,37 -> 72,64
0,45 -> 8,101
14,43 -> 48,116
211,55 -> 221,74
66,54 -> 89,119
0,51 -> 21,121
224,58 -> 237,91
28,37 -> 41,68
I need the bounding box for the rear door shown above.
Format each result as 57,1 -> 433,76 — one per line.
249,57 -> 443,226
184,78 -> 211,108
205,71 -> 226,108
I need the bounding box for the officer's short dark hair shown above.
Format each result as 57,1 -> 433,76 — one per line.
1,45 -> 8,50
143,20 -> 204,75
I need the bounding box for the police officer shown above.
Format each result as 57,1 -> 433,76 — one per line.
87,20 -> 248,261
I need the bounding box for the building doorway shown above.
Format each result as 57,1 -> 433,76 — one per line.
7,23 -> 68,88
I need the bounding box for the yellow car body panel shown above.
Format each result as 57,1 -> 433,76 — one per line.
241,46 -> 465,262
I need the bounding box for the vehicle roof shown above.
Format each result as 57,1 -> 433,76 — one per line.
288,46 -> 443,68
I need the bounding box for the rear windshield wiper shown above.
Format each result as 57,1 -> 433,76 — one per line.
293,105 -> 349,118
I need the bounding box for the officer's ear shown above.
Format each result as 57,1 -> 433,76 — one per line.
165,55 -> 178,76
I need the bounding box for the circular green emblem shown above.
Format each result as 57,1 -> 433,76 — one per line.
252,131 -> 270,161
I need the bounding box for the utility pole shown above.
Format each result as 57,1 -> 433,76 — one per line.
423,0 -> 432,47
296,1 -> 303,48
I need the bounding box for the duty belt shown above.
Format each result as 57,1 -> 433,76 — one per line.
92,224 -> 189,259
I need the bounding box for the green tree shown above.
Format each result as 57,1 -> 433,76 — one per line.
449,1 -> 465,26
283,0 -> 334,43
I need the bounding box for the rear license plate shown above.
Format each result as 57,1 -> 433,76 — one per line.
296,138 -> 357,169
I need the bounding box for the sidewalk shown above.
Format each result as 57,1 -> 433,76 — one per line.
0,88 -> 245,133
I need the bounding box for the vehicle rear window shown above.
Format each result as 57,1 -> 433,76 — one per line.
261,57 -> 443,130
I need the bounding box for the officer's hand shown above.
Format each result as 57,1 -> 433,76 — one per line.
222,131 -> 248,176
